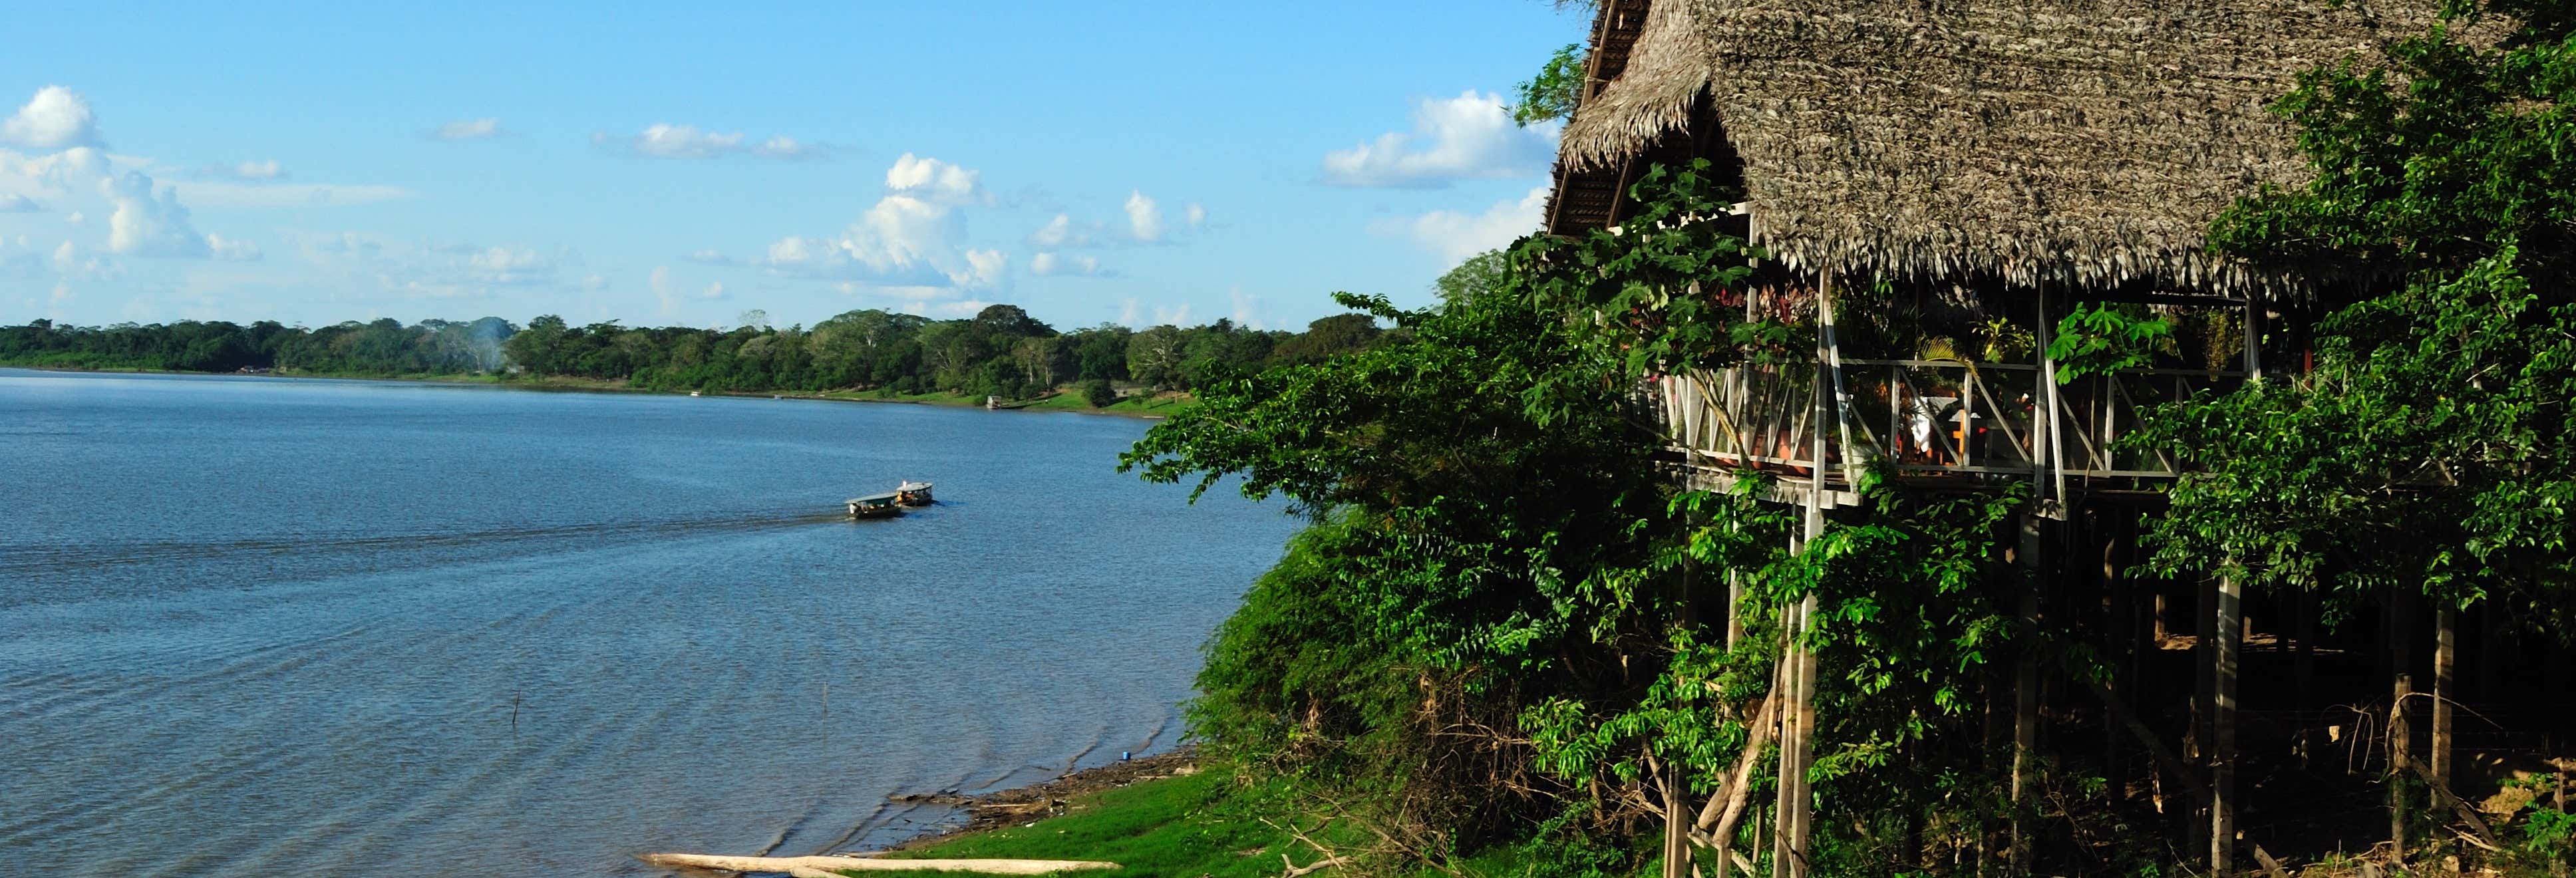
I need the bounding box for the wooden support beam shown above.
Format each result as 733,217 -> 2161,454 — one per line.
2434,606 -> 2456,788
2211,575 -> 2243,875
2390,587 -> 2414,863
2011,515 -> 2042,873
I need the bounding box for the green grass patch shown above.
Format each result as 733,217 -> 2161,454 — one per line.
856,766 -> 1309,877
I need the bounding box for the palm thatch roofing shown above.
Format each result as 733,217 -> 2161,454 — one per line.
1551,0 -> 2456,297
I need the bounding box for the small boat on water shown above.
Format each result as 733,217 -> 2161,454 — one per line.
846,492 -> 903,519
895,480 -> 934,506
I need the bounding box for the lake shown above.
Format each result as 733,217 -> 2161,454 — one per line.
0,368 -> 1298,877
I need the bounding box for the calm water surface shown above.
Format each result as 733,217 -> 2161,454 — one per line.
0,368 -> 1296,877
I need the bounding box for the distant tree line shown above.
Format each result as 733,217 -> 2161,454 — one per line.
0,305 -> 1385,399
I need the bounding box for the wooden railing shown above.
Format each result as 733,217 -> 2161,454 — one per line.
1651,359 -> 2245,494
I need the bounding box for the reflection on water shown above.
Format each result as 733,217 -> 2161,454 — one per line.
0,369 -> 1295,877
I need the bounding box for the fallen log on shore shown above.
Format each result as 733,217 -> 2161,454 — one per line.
639,852 -> 1120,874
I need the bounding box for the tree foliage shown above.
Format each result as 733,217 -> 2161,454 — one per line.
2138,0 -> 2576,633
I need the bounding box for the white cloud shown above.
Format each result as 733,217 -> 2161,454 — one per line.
1228,287 -> 1265,329
1,86 -> 104,152
466,244 -> 545,272
615,124 -> 824,160
51,240 -> 120,279
1186,202 -> 1207,227
885,153 -> 981,204
651,265 -> 729,317
1030,251 -> 1108,277
1322,91 -> 1557,188
204,233 -> 260,261
1029,213 -> 1101,248
102,170 -> 209,257
288,230 -> 574,298
433,118 -> 503,140
752,135 -> 824,160
1124,190 -> 1165,243
755,154 -> 1003,294
629,123 -> 744,159
914,299 -> 993,319
1374,185 -> 1549,265
168,180 -> 414,209
204,159 -> 285,180
0,192 -> 36,212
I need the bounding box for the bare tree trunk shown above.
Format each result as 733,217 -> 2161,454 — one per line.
2211,575 -> 2242,876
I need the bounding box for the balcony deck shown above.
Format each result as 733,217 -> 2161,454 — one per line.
1651,359 -> 2244,508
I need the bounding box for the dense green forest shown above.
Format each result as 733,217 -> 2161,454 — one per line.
0,305 -> 1385,401
1112,1 -> 2576,875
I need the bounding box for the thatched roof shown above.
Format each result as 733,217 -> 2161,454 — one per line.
1553,0 -> 2454,296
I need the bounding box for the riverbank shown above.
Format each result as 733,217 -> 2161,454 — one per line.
0,363 -> 1195,419
822,750 -> 1315,877
814,750 -> 1533,878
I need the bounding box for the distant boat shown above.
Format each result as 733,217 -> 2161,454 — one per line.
689,391 -> 701,397
846,492 -> 903,519
895,481 -> 934,507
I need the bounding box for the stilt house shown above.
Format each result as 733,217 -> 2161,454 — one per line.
1545,1 -> 2561,875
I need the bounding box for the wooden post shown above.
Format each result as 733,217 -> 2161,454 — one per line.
2433,606 -> 2456,789
2104,519 -> 2131,805
2011,515 -> 2042,873
2294,589 -> 2317,712
2211,574 -> 2242,875
1772,274 -> 1837,878
2390,587 -> 2414,862
1665,756 -> 1689,878
2190,575 -> 2219,856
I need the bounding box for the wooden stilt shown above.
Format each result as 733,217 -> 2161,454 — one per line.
2211,575 -> 2242,875
2390,587 -> 2414,864
2011,515 -> 2042,873
2104,520 -> 2130,805
2434,605 -> 2456,790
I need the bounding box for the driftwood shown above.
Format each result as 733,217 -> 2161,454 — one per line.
638,851 -> 1120,874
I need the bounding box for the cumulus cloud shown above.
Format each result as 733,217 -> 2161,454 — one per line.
0,192 -> 37,212
2,86 -> 104,152
885,153 -> 981,203
753,154 -> 1005,293
433,118 -> 504,140
1029,213 -> 1101,248
1229,287 -> 1266,329
1124,191 -> 1165,243
610,123 -> 824,160
1029,251 -> 1108,277
1322,91 -> 1557,188
628,123 -> 743,159
1373,185 -> 1549,265
1034,192 -> 1198,248
102,170 -> 210,257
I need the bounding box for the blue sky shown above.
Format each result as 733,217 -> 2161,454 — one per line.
0,1 -> 1583,332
